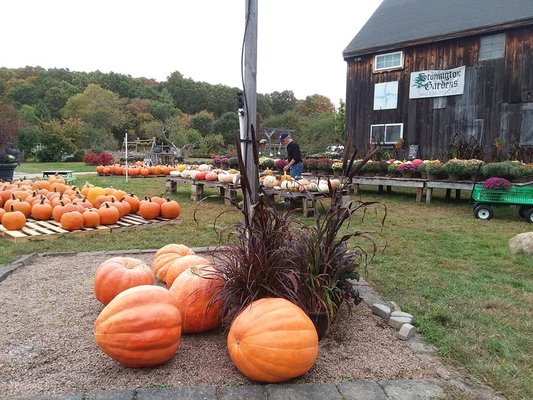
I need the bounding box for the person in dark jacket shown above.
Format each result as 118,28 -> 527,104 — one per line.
280,132 -> 303,179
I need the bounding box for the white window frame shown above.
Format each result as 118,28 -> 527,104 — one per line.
373,81 -> 399,110
479,33 -> 506,61
374,51 -> 404,72
370,123 -> 403,145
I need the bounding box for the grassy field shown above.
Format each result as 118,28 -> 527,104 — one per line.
0,175 -> 531,399
17,162 -> 96,174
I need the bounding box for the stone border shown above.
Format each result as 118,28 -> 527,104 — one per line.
2,249 -> 505,400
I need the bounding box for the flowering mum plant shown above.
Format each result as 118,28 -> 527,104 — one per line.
274,158 -> 288,169
331,162 -> 343,170
482,177 -> 512,190
398,161 -> 418,172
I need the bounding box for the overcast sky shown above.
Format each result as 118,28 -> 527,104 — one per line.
1,0 -> 382,107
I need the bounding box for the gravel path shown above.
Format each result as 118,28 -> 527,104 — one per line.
0,252 -> 438,398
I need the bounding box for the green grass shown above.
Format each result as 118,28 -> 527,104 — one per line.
17,162 -> 96,174
0,179 -> 531,399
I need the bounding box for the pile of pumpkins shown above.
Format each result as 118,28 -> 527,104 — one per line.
96,161 -> 176,176
261,173 -> 343,194
93,243 -> 319,382
170,163 -> 242,185
0,177 -> 181,232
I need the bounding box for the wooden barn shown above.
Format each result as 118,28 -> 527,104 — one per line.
343,0 -> 533,160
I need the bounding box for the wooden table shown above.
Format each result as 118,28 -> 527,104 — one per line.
262,188 -> 328,217
425,180 -> 475,203
165,177 -> 240,205
351,176 -> 426,202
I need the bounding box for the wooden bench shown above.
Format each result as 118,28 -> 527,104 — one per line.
165,176 -> 240,205
351,176 -> 426,202
42,170 -> 75,184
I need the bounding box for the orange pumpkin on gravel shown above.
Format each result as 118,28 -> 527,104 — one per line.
152,244 -> 195,282
164,254 -> 212,287
94,257 -> 155,305
94,285 -> 182,367
227,297 -> 319,383
169,265 -> 222,333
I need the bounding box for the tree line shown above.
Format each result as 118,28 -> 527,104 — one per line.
0,66 -> 345,161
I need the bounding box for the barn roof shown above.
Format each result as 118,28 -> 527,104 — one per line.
343,0 -> 533,58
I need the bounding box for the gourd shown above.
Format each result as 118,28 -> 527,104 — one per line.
169,265 -> 222,333
227,297 -> 318,383
94,257 -> 155,305
94,285 -> 182,367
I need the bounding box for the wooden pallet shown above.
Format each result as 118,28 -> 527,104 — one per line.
0,214 -> 180,243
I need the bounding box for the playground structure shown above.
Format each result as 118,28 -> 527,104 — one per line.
121,137 -> 193,165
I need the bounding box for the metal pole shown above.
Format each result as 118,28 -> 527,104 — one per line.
124,132 -> 128,183
243,0 -> 259,210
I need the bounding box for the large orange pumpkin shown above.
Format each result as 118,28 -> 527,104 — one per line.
227,297 -> 319,383
151,244 -> 195,282
94,285 -> 182,367
94,257 -> 155,305
164,254 -> 212,287
160,199 -> 180,219
60,211 -> 84,231
169,265 -> 223,333
2,207 -> 26,230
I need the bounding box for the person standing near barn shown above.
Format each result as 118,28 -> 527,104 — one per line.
280,132 -> 303,179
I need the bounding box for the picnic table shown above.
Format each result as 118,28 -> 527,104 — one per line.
42,170 -> 75,184
165,176 -> 240,205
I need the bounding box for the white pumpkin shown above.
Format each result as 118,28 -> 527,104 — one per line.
280,180 -> 290,190
169,170 -> 181,177
181,169 -> 191,179
198,163 -> 211,171
262,175 -> 278,188
218,172 -> 227,183
329,178 -> 342,190
188,170 -> 199,180
232,174 -> 241,185
318,180 -> 330,193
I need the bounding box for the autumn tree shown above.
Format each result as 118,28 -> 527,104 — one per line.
0,101 -> 20,149
297,94 -> 335,116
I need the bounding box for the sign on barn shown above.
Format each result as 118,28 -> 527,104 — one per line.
409,66 -> 465,99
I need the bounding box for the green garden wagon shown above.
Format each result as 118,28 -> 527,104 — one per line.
472,183 -> 533,222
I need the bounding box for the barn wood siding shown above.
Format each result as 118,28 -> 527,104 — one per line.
345,25 -> 533,159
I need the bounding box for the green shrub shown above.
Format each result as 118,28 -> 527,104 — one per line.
480,161 -> 513,178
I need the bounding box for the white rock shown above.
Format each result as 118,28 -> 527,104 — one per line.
371,303 -> 391,320
388,316 -> 413,329
397,323 -> 416,340
391,311 -> 414,319
509,232 -> 533,256
387,301 -> 401,312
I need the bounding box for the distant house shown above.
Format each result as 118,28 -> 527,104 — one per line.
343,0 -> 533,160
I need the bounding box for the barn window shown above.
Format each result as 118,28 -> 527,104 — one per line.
374,81 -> 398,110
370,123 -> 403,144
374,51 -> 403,72
479,33 -> 505,61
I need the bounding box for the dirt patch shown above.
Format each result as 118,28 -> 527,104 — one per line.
0,252 -> 438,398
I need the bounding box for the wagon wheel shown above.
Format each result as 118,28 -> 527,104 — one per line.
473,204 -> 494,220
524,208 -> 533,223
518,205 -> 529,219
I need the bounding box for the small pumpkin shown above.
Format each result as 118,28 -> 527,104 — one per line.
94,257 -> 155,305
60,211 -> 84,231
97,203 -> 120,225
169,265 -> 222,333
227,297 -> 318,383
139,199 -> 160,220
82,209 -> 101,228
2,206 -> 27,230
94,285 -> 182,367
160,199 -> 180,219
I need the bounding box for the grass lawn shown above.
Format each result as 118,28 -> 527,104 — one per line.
0,177 -> 531,399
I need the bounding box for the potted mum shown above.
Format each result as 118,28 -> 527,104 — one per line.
331,161 -> 343,177
397,161 -> 418,178
425,161 -> 445,180
387,161 -> 401,177
274,158 -> 288,173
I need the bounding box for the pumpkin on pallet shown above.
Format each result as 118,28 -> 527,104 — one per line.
94,285 -> 182,367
